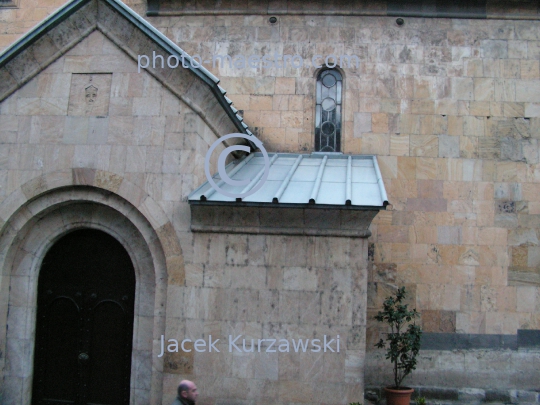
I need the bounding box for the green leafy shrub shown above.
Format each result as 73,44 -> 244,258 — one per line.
374,286 -> 422,389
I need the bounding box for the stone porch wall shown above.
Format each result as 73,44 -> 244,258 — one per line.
0,24 -> 226,404
162,232 -> 368,405
0,18 -> 371,405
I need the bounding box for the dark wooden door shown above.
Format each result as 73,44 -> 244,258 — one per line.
32,229 -> 135,405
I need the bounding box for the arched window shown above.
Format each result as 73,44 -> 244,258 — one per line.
315,69 -> 342,152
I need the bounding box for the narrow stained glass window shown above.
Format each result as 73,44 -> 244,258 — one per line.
315,69 -> 342,152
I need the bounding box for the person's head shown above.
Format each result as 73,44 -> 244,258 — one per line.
178,380 -> 198,404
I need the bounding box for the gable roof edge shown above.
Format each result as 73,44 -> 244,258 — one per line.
101,0 -> 251,137
0,0 -> 251,138
0,0 -> 91,66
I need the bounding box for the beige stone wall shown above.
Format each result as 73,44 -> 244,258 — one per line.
2,0 -> 540,397
147,11 -> 540,391
140,13 -> 540,337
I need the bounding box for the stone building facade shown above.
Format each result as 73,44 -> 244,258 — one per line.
1,0 -> 540,404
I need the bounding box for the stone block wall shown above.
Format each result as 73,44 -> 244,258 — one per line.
2,0 -> 540,397
156,10 -> 540,392
144,9 -> 540,390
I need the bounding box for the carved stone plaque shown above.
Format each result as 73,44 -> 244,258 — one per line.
68,74 -> 112,116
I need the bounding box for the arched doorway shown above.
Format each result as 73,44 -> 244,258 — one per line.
32,229 -> 136,405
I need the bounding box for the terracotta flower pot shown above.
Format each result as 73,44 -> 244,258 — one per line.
384,386 -> 414,405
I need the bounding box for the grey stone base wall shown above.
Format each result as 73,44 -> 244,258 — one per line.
366,386 -> 540,404
365,349 -> 540,392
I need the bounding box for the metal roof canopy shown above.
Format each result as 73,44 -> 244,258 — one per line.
189,152 -> 389,209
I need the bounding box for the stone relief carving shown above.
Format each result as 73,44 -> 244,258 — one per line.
85,84 -> 98,105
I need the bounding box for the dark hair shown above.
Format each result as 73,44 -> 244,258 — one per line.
177,382 -> 190,397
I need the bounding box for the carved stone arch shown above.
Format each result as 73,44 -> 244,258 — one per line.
0,184 -> 174,404
0,169 -> 184,265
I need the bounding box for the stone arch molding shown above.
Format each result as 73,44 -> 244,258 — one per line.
0,169 -> 183,404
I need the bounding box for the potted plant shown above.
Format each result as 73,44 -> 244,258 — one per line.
374,286 -> 422,405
